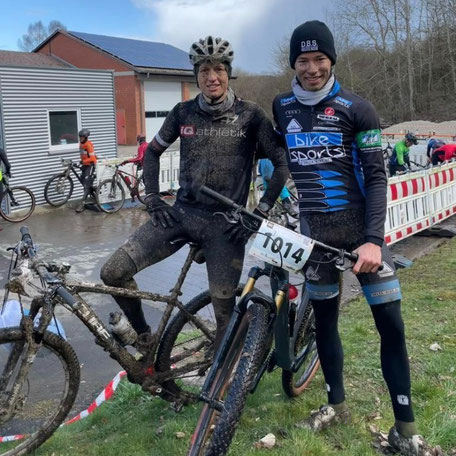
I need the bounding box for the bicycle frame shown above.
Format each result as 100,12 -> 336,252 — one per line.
6,230 -> 215,403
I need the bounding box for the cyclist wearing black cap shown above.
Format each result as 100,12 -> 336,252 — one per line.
273,20 -> 435,455
101,36 -> 288,350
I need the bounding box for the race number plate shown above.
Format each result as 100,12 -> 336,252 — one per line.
249,220 -> 314,273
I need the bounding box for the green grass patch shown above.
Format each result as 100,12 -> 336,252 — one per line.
35,239 -> 456,455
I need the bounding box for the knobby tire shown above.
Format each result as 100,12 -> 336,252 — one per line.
0,328 -> 80,456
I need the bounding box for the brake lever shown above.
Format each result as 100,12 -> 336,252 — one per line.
334,250 -> 354,272
213,207 -> 243,225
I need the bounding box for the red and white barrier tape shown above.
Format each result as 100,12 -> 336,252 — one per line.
0,370 -> 127,443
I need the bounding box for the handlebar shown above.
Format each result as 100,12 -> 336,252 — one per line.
199,186 -> 359,264
15,226 -> 77,305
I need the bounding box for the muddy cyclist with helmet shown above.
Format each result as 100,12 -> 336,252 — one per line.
100,36 -> 287,350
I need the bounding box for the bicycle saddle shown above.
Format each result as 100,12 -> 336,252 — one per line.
169,237 -> 205,264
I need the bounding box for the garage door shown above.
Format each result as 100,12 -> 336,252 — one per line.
144,80 -> 182,141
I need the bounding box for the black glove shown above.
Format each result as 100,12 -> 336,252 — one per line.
224,204 -> 269,245
145,194 -> 181,229
5,170 -> 11,178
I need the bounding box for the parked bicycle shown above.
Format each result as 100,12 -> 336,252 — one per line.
187,186 -> 362,456
0,175 -> 35,223
44,158 -> 98,208
95,163 -> 145,214
0,227 -> 218,455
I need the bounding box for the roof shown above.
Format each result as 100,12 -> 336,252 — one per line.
67,31 -> 193,71
0,51 -> 69,68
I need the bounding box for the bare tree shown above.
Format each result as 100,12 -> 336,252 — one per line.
17,20 -> 66,52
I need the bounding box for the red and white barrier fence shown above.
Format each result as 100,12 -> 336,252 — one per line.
385,161 -> 456,245
0,371 -> 127,443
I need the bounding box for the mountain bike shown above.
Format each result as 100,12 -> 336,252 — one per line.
44,159 -> 97,207
0,227 -> 218,455
95,163 -> 145,214
187,186 -> 361,456
0,175 -> 35,223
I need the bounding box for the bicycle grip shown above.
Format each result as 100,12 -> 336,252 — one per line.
55,286 -> 77,305
345,252 -> 384,271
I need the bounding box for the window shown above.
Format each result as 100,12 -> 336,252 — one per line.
145,111 -> 169,118
48,109 -> 81,153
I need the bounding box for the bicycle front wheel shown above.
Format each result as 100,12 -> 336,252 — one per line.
156,286 -> 243,403
0,187 -> 36,223
44,174 -> 74,207
281,305 -> 320,397
188,302 -> 270,456
96,179 -> 125,213
0,328 -> 80,456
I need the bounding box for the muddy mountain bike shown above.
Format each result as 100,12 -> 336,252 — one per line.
0,227 -> 218,455
0,175 -> 35,223
44,159 -> 97,207
95,163 -> 145,214
187,186 -> 361,456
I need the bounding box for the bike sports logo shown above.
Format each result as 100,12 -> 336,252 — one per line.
285,132 -> 345,166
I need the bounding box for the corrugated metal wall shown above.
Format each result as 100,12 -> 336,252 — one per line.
0,65 -> 117,205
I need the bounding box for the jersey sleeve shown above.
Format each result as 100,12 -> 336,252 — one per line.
153,104 -> 181,150
254,106 -> 289,207
353,101 -> 387,245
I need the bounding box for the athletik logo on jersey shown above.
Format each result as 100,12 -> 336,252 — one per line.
180,125 -> 196,137
286,119 -> 302,133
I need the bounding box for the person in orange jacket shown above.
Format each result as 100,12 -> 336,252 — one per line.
76,128 -> 97,213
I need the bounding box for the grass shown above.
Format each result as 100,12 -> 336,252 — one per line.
33,238 -> 456,455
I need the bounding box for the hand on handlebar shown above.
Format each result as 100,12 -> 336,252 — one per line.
352,242 -> 382,274
224,205 -> 268,245
145,194 -> 181,229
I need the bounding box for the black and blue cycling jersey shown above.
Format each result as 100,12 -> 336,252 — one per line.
272,80 -> 387,243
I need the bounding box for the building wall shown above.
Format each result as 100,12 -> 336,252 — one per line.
0,65 -> 116,205
37,33 -> 141,145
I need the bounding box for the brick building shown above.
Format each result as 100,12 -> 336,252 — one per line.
34,30 -> 198,145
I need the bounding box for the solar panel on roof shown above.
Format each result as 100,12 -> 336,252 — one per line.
69,31 -> 192,70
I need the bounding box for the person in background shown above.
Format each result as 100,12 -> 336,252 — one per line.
76,128 -> 97,213
258,158 -> 298,217
122,134 -> 147,168
0,147 -> 11,196
426,138 -> 445,161
431,143 -> 456,165
389,133 -> 418,176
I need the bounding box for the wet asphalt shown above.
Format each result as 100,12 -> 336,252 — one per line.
0,199 -> 454,420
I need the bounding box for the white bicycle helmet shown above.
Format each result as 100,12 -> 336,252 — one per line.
189,36 -> 234,67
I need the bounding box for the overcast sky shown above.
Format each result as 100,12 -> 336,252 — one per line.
0,0 -> 330,73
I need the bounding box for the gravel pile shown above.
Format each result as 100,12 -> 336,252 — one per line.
383,120 -> 456,139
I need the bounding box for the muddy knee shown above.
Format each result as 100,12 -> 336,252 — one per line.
101,248 -> 137,287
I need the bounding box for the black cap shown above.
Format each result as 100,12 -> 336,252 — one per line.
289,20 -> 337,68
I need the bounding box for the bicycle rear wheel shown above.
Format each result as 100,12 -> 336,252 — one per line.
0,187 -> 36,223
44,174 -> 73,207
156,286 -> 243,403
0,328 -> 80,456
281,305 -> 320,397
188,302 -> 270,456
96,179 -> 125,213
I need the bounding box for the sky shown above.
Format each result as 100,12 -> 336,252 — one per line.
0,0 -> 330,74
